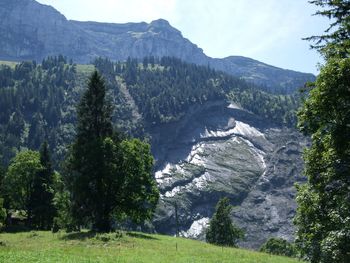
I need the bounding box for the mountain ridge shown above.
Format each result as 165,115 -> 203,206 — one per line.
0,0 -> 315,93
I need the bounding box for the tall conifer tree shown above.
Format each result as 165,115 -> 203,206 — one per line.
68,71 -> 114,231
30,141 -> 56,229
67,70 -> 159,232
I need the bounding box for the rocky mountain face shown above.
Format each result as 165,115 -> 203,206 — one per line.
0,0 -> 311,249
0,0 -> 315,93
151,101 -> 308,249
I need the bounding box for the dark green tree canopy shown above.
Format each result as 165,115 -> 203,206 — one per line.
30,141 -> 56,230
259,237 -> 297,257
76,70 -> 113,142
295,1 -> 350,262
68,70 -> 159,232
206,197 -> 243,247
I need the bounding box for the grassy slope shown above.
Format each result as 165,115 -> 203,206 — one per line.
0,231 -> 302,263
0,60 -> 18,68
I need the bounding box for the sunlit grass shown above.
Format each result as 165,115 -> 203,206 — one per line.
0,60 -> 18,68
0,231 -> 303,263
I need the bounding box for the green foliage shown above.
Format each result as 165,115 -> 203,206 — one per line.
67,71 -> 115,232
0,56 -> 78,167
305,0 -> 350,58
67,71 -> 159,232
260,237 -> 297,257
0,55 -> 300,168
95,56 -> 299,127
52,171 -> 76,232
29,142 -> 56,230
3,150 -> 42,216
0,165 -> 5,194
295,2 -> 350,261
295,59 -> 350,263
118,139 -> 159,223
206,197 -> 244,247
228,90 -> 299,126
0,198 -> 6,230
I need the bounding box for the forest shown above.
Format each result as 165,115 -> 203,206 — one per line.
0,55 -> 300,168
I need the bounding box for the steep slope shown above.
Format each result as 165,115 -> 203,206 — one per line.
211,56 -> 315,94
152,101 -> 308,249
0,0 -> 315,93
0,57 -> 307,249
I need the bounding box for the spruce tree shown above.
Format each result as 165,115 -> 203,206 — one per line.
67,70 -> 159,232
206,197 -> 243,247
68,70 -> 114,232
30,141 -> 56,230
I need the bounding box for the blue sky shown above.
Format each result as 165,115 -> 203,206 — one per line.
36,0 -> 330,74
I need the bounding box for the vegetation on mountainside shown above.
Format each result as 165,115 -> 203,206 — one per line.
0,71 -> 159,234
0,231 -> 303,263
96,56 -> 300,126
0,56 -> 300,168
295,1 -> 350,263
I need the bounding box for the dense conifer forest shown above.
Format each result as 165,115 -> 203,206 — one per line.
0,56 -> 300,167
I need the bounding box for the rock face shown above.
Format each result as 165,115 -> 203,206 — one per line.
151,101 -> 308,249
1,0 -> 311,248
0,0 -> 315,93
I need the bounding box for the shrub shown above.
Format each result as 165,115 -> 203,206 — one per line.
260,237 -> 297,257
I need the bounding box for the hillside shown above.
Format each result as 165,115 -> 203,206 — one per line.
0,231 -> 302,263
0,0 -> 315,93
0,57 -> 307,248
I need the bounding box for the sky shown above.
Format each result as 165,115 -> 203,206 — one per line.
36,0 -> 330,74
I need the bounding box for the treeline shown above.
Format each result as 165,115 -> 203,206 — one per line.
0,56 -> 78,166
0,71 -> 158,233
0,55 -> 300,168
94,56 -> 300,126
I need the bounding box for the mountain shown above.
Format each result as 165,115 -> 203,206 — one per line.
0,57 -> 306,248
0,0 -> 315,93
153,101 -> 307,249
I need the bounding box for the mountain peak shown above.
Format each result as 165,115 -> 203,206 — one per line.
150,19 -> 171,27
0,0 -> 315,93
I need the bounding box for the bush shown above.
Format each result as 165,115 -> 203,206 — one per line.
260,237 -> 297,257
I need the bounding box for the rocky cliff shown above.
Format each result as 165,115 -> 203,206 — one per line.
0,0 -> 315,93
151,101 -> 308,249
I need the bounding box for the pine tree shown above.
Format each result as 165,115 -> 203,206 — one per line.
206,197 -> 243,247
30,141 -> 56,230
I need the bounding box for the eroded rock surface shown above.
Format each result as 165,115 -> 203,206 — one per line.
151,101 -> 308,249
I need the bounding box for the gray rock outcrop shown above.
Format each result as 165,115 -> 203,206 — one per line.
0,0 -> 315,93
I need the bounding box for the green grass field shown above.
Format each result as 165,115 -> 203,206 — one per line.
0,231 -> 302,263
0,60 -> 18,68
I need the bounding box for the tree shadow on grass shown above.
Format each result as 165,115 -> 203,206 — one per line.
126,232 -> 159,240
61,231 -> 97,241
3,225 -> 32,233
